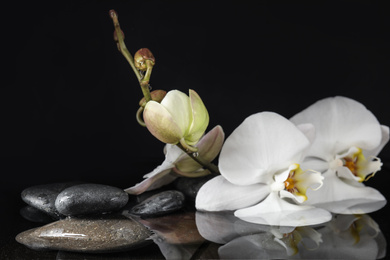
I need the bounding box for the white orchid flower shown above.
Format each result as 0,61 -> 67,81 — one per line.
125,126 -> 224,195
196,112 -> 332,226
290,96 -> 388,214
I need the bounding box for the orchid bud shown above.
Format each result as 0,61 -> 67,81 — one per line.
134,48 -> 155,71
143,89 -> 209,146
139,90 -> 167,107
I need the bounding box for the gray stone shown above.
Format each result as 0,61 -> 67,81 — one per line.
130,190 -> 185,217
21,182 -> 81,219
20,205 -> 54,223
174,174 -> 216,199
15,215 -> 152,253
55,184 -> 129,216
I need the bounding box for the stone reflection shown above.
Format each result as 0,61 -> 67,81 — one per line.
196,211 -> 386,259
137,211 -> 219,259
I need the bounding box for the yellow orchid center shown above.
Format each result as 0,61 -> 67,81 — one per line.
338,147 -> 382,182
273,164 -> 324,203
284,171 -> 297,193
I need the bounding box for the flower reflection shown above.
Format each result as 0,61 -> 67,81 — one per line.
195,211 -> 386,259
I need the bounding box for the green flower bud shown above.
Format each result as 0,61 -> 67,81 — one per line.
143,89 -> 209,146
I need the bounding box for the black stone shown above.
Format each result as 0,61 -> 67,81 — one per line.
174,174 -> 216,199
55,183 -> 129,216
20,206 -> 55,223
21,182 -> 81,219
130,190 -> 185,217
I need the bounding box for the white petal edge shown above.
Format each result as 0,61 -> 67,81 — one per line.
219,112 -> 311,186
296,123 -> 316,145
160,90 -> 192,135
365,125 -> 389,157
304,169 -> 387,214
290,96 -> 382,161
124,169 -> 177,195
195,175 -> 270,212
234,192 -> 332,227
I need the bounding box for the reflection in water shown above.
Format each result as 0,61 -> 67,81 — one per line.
196,211 -> 386,259
137,211 -> 218,260
10,209 -> 386,259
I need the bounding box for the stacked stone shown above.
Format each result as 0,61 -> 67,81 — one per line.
16,181 -> 194,253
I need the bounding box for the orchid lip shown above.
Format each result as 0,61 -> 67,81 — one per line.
274,163 -> 324,204
333,146 -> 383,182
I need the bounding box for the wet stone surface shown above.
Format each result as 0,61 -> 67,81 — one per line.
21,182 -> 81,219
55,184 -> 129,216
174,174 -> 217,199
15,214 -> 152,253
130,190 -> 185,217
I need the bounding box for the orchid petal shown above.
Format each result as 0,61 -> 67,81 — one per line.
125,144 -> 184,194
219,112 -> 311,186
365,125 -> 390,157
124,169 -> 177,195
164,144 -> 186,166
144,101 -> 184,144
336,166 -> 361,182
305,169 -> 387,214
144,144 -> 183,179
172,167 -> 210,177
186,89 -> 209,145
160,90 -> 192,136
296,123 -> 316,145
235,192 -> 332,226
176,125 -> 224,173
195,175 -> 270,211
290,96 -> 382,161
301,157 -> 329,173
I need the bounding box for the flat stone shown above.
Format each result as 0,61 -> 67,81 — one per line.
21,182 -> 81,219
55,184 -> 129,216
15,215 -> 152,253
130,190 -> 185,217
174,174 -> 216,199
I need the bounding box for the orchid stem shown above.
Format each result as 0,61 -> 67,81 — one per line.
177,143 -> 220,175
110,10 -> 142,83
136,107 -> 146,127
139,60 -> 154,102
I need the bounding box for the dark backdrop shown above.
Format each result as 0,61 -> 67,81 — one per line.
2,0 -> 390,249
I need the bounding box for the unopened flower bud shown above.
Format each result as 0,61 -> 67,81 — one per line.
143,89 -> 209,146
134,48 -> 155,71
139,90 -> 167,107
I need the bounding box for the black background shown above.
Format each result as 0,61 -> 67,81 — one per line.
2,0 -> 390,254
